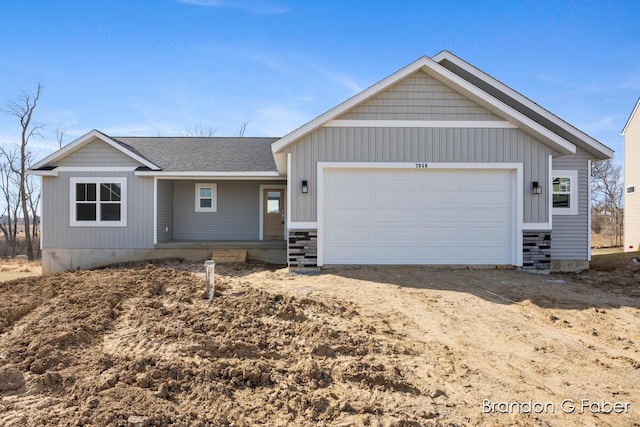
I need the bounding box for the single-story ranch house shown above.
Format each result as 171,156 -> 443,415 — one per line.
29,51 -> 613,274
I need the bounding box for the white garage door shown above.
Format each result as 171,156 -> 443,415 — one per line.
322,168 -> 515,265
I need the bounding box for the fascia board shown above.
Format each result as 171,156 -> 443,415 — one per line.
422,62 -> 576,155
134,171 -> 283,179
26,168 -> 58,176
273,55 -> 576,156
433,51 -> 612,159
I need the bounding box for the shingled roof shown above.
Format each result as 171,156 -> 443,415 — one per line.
113,136 -> 280,172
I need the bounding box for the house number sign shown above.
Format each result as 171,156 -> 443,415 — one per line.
415,163 -> 429,168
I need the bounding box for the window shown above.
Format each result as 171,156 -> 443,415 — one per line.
267,191 -> 282,214
627,186 -> 636,194
552,170 -> 578,215
71,178 -> 127,226
195,183 -> 217,212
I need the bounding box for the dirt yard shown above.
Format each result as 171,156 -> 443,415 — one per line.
0,253 -> 638,426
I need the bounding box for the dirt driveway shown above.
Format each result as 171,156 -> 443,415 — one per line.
0,254 -> 638,426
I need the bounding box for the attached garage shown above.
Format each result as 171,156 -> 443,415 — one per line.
319,164 -> 521,266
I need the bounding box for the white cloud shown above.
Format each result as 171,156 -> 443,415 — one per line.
174,0 -> 289,14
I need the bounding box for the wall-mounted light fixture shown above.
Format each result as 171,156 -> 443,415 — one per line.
532,181 -> 542,195
301,180 -> 308,194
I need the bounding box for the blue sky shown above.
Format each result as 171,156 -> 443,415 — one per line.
1,0 -> 639,161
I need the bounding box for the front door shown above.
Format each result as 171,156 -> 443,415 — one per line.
263,189 -> 285,240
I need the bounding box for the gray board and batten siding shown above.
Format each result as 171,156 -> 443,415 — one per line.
55,139 -> 143,168
163,180 -> 286,242
42,171 -> 155,249
551,148 -> 591,261
156,179 -> 174,244
285,126 -> 553,225
284,70 -> 553,224
337,71 -> 503,121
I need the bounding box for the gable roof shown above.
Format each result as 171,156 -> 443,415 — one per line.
114,136 -> 279,173
272,53 -> 612,161
29,130 -> 280,175
31,129 -> 161,171
622,97 -> 640,136
432,50 -> 613,160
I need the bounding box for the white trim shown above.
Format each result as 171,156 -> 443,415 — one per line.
31,129 -> 160,170
286,153 -> 292,230
28,169 -> 58,176
516,167 -> 524,267
69,177 -> 127,227
195,183 -> 217,212
316,162 -> 523,267
523,223 -> 552,231
322,120 -> 517,129
587,159 -> 591,261
289,222 -> 317,229
433,50 -> 614,160
621,98 -> 640,136
548,155 -> 553,230
317,161 -> 521,170
259,184 -> 287,240
272,55 -> 577,156
39,176 -> 43,251
29,166 -> 139,177
552,170 -> 578,216
57,167 -> 138,172
153,177 -> 158,245
135,171 -> 282,179
324,120 -> 517,128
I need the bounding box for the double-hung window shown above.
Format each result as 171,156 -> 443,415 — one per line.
552,170 -> 578,215
195,183 -> 217,212
71,178 -> 127,226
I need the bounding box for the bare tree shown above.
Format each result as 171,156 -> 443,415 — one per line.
591,159 -> 624,247
1,82 -> 43,260
180,124 -> 216,137
55,125 -> 66,148
234,121 -> 249,137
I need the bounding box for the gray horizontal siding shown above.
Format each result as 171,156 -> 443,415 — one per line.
337,70 -> 502,121
157,179 -> 173,243
42,172 -> 154,249
172,180 -> 285,240
624,110 -> 640,249
551,148 -> 590,260
287,126 -> 552,224
56,139 -> 143,167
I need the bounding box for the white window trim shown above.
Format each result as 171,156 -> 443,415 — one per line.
70,177 -> 127,227
195,183 -> 217,212
627,185 -> 636,194
552,170 -> 578,216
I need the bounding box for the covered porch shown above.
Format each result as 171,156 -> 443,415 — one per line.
150,177 -> 288,265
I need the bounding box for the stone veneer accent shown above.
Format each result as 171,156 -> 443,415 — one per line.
288,230 -> 317,267
522,231 -> 551,270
